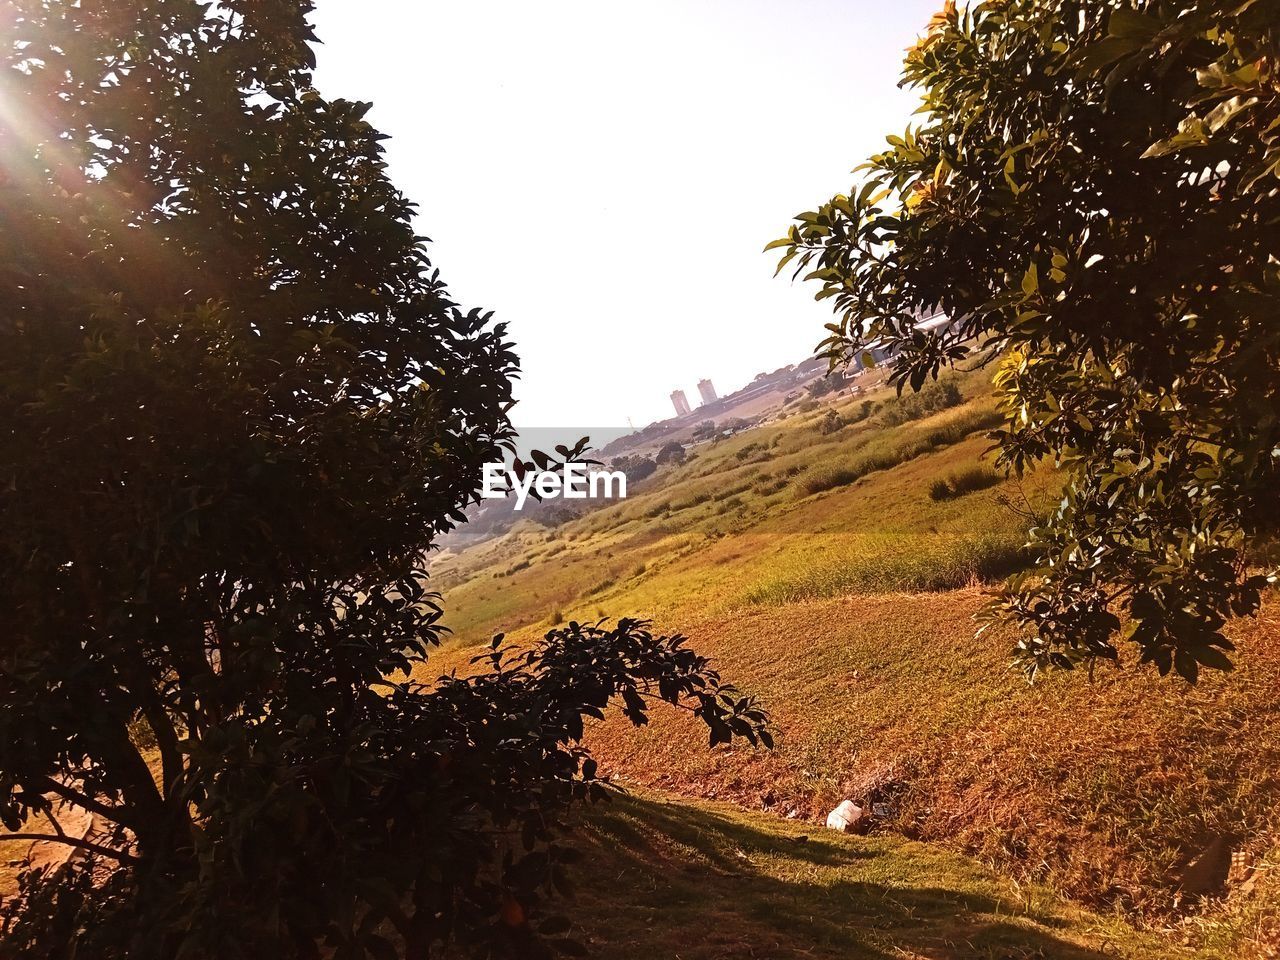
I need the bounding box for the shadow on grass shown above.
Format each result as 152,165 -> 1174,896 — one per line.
566,793 -> 1144,960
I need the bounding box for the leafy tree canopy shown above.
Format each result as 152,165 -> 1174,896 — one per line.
609,454 -> 658,483
0,2 -> 766,956
656,440 -> 687,465
773,0 -> 1279,681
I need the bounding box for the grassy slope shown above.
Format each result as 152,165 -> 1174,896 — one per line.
427,371 -> 1280,957
428,367 -> 1030,646
566,792 -> 1177,960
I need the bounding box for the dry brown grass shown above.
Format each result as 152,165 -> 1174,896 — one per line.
427,591 -> 1280,959
423,371 -> 1280,957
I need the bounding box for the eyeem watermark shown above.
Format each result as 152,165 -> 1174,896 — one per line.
481,462 -> 627,511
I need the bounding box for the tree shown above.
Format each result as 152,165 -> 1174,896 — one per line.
0,3 -> 767,957
656,441 -> 687,466
692,420 -> 718,442
609,454 -> 657,483
818,410 -> 844,436
771,0 -> 1279,681
806,371 -> 844,399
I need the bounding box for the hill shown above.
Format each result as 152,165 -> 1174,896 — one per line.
425,367 -> 1280,959
548,791 -> 1179,960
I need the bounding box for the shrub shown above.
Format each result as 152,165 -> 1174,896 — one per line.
611,454 -> 658,483
657,440 -> 686,465
692,420 -> 718,442
807,371 -> 844,398
878,378 -> 964,426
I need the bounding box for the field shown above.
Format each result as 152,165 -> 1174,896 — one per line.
426,369 -> 1280,958
4,368 -> 1274,958
562,792 -> 1179,960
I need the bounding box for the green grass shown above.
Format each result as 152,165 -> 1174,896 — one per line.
424,366 -> 1280,960
564,792 -> 1180,960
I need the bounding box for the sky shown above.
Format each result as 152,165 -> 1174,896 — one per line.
312,1 -> 940,429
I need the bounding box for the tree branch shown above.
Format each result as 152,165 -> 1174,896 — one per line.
3,833 -> 139,865
39,776 -> 133,829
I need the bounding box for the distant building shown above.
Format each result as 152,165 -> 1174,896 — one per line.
696,379 -> 718,405
669,389 -> 692,417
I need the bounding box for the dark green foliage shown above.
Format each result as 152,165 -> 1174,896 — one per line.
806,371 -> 844,398
877,380 -> 963,427
610,455 -> 658,483
656,441 -> 686,466
0,3 -> 766,957
692,420 -> 718,442
772,0 -> 1280,680
818,410 -> 845,435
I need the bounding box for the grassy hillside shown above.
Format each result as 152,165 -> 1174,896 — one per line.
428,366 -> 1033,646
426,369 -> 1280,958
560,792 -> 1180,960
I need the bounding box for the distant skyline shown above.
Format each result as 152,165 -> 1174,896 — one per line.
312,1 -> 940,427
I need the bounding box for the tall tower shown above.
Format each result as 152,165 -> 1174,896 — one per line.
670,389 -> 692,417
696,379 -> 717,405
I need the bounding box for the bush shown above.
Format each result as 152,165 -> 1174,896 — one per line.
610,454 -> 658,483
807,371 -> 844,398
818,410 -> 845,435
878,379 -> 964,426
692,420 -> 718,442
657,440 -> 686,465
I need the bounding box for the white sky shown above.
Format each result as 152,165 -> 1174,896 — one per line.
312,1 -> 939,428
